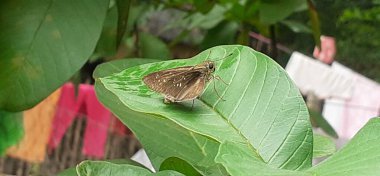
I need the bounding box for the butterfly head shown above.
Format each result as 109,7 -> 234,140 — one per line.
204,61 -> 215,73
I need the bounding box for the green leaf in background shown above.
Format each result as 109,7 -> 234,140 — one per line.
193,0 -> 215,14
0,0 -> 109,111
307,0 -> 321,48
159,157 -> 201,176
185,5 -> 226,30
57,168 -> 77,176
308,118 -> 380,175
312,134 -> 335,158
0,111 -> 24,155
139,33 -> 171,60
93,5 -> 118,58
116,0 -> 131,48
96,45 -> 313,173
259,0 -> 307,24
280,20 -> 312,33
215,141 -> 311,176
309,109 -> 338,138
200,21 -> 239,50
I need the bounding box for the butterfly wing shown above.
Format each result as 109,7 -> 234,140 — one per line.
174,74 -> 206,101
143,67 -> 207,101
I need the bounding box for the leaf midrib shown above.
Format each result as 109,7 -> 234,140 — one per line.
197,96 -> 265,162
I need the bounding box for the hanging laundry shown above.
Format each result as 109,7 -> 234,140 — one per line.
286,52 -> 354,99
48,83 -> 84,149
82,84 -> 111,158
110,114 -> 130,136
323,62 -> 380,139
48,83 -> 112,158
7,89 -> 61,163
313,35 -> 336,65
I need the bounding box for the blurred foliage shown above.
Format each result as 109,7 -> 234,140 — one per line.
336,4 -> 380,82
308,0 -> 379,82
0,111 -> 23,155
86,0 -> 321,65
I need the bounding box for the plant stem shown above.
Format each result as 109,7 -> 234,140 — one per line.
269,25 -> 278,61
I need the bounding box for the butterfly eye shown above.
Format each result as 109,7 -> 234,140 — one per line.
208,63 -> 214,70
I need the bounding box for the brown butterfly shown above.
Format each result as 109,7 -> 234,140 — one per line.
143,53 -> 231,107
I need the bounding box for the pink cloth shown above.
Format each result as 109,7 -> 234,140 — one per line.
313,36 -> 336,64
48,83 -> 111,158
111,114 -> 129,136
48,83 -> 80,149
82,85 -> 111,158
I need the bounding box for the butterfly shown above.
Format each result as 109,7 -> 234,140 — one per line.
143,52 -> 231,107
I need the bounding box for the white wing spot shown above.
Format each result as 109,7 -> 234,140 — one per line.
179,83 -> 182,87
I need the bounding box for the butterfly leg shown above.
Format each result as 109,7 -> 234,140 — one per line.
213,77 -> 226,101
164,97 -> 175,104
214,75 -> 229,85
191,99 -> 195,110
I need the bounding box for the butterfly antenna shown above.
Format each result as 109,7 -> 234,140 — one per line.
214,52 -> 233,62
205,50 -> 212,60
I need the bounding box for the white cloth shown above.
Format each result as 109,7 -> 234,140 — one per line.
286,52 -> 354,99
323,62 -> 380,139
131,149 -> 155,172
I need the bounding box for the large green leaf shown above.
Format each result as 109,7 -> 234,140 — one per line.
94,58 -> 227,175
96,45 -> 313,173
0,111 -> 24,155
308,118 -> 380,176
0,0 -> 109,111
58,159 -> 149,176
76,160 -> 152,176
95,81 -> 227,175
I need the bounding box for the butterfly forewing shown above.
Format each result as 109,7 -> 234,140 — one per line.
143,65 -> 208,102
